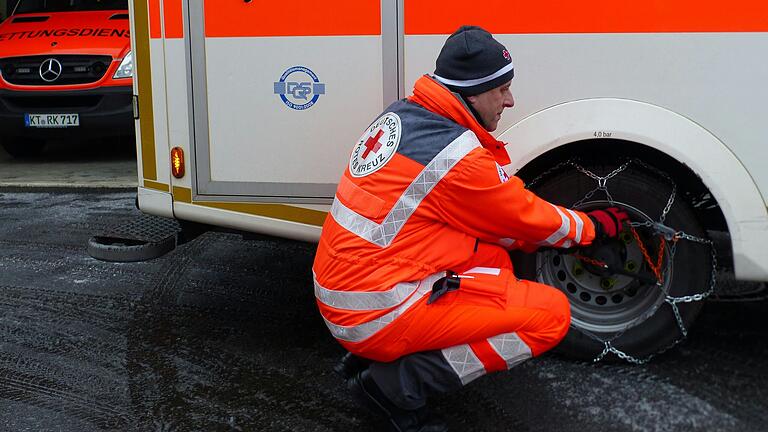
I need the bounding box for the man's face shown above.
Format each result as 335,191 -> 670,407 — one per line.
466,81 -> 515,132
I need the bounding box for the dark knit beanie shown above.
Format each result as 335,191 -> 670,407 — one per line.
434,25 -> 514,97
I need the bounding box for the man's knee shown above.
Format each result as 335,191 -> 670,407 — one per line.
549,288 -> 571,345
518,286 -> 572,356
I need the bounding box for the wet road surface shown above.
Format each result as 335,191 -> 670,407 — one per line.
0,139 -> 136,188
0,189 -> 766,432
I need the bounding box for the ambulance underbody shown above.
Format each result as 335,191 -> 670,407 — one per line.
129,0 -> 768,362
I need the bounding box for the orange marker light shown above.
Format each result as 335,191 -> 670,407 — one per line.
171,147 -> 185,178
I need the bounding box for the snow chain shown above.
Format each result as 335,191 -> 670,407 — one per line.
526,159 -> 718,365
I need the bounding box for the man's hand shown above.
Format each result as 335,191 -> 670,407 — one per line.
587,207 -> 630,240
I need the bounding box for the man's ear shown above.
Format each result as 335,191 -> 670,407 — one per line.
465,95 -> 478,105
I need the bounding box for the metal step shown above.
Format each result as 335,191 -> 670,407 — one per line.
87,214 -> 180,262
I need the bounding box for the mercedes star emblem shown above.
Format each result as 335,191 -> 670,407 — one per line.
39,58 -> 63,83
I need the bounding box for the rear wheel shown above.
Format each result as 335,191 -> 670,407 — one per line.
515,162 -> 711,361
1,137 -> 46,158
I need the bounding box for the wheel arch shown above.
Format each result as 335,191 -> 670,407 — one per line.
497,98 -> 768,281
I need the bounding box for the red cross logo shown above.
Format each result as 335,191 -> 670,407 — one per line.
362,129 -> 384,159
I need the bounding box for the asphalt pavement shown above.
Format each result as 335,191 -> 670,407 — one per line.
0,139 -> 136,188
0,188 -> 767,432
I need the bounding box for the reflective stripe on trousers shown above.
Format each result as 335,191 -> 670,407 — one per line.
318,272 -> 445,343
441,332 -> 532,385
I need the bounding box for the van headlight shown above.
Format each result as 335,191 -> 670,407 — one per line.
113,51 -> 133,79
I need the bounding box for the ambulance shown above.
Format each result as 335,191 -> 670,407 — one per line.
0,0 -> 133,157
127,0 -> 768,362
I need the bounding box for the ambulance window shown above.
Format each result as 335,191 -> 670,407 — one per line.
15,0 -> 128,14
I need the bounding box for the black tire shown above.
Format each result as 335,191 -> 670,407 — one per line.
1,138 -> 46,158
87,235 -> 176,262
514,162 -> 711,361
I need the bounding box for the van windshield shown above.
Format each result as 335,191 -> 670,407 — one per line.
15,0 -> 128,14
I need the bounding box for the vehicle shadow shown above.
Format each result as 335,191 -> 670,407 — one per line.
0,137 -> 137,186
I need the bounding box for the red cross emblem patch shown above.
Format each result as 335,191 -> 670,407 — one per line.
349,112 -> 402,178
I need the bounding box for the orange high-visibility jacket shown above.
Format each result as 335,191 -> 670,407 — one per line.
312,75 -> 595,348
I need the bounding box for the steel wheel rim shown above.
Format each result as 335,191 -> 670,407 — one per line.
535,200 -> 673,333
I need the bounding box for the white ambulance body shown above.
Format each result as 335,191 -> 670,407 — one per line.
128,0 -> 768,358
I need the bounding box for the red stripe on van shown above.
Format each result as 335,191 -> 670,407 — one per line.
163,0 -> 184,39
148,0 -> 161,39
204,0 -> 381,37
405,0 -> 768,35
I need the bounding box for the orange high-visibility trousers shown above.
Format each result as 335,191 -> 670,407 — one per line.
342,241 -> 571,379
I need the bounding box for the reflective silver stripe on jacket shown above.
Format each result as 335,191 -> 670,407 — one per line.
322,272 -> 444,343
488,332 -> 532,369
441,344 -> 486,385
538,204 -> 570,246
498,237 -> 516,248
331,130 -> 481,247
565,209 -> 584,244
314,272 -> 420,311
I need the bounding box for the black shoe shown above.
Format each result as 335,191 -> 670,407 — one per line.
333,352 -> 371,379
347,369 -> 448,432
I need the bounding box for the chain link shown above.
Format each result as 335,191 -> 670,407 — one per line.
570,161 -> 629,207
532,159 -> 718,365
628,158 -> 678,223
525,159 -> 576,189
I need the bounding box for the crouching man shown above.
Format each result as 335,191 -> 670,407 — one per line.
312,26 -> 627,432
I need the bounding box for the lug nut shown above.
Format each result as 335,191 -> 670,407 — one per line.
625,260 -> 638,272
600,278 -> 615,290
572,262 -> 584,277
620,231 -> 633,244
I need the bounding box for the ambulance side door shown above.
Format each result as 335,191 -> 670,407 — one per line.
187,1 -> 400,203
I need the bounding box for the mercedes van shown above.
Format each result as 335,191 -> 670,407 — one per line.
0,0 -> 132,157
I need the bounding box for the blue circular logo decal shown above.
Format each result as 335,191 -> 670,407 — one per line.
273,66 -> 326,111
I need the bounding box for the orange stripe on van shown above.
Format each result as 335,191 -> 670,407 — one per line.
148,0 -> 162,39
163,0 -> 184,39
204,0 -> 381,37
405,0 -> 768,34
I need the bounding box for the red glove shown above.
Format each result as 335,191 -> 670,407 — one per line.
587,207 -> 630,239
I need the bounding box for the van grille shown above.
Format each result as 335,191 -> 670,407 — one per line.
0,55 -> 113,86
2,95 -> 103,110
